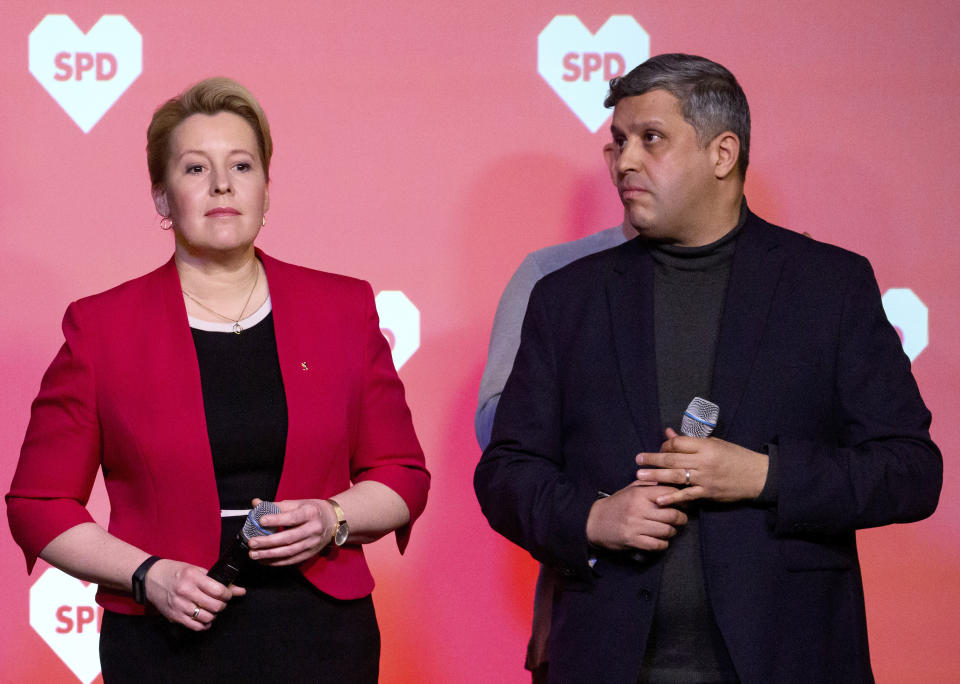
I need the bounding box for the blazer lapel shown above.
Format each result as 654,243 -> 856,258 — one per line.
139,258 -> 221,557
257,251 -> 302,496
711,213 -> 785,437
258,250 -> 344,498
606,240 -> 662,452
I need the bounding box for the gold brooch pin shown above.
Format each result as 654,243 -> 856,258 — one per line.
300,361 -> 309,371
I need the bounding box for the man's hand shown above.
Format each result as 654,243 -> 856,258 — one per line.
586,483 -> 688,552
635,428 -> 768,506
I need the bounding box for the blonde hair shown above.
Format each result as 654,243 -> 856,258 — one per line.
146,77 -> 272,190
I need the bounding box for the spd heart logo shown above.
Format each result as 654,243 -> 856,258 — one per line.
538,16 -> 650,133
882,288 -> 928,361
29,15 -> 142,133
30,568 -> 102,683
376,290 -> 420,370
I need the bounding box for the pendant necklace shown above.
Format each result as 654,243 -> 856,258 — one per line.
182,262 -> 260,334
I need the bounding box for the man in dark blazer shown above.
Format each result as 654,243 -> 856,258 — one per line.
474,54 -> 941,684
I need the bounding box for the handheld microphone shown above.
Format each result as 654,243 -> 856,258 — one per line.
207,500 -> 280,585
613,398 -> 721,565
681,397 -> 719,438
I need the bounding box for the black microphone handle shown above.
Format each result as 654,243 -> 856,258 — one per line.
207,535 -> 250,585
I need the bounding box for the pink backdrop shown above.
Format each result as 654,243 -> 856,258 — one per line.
3,1 -> 958,681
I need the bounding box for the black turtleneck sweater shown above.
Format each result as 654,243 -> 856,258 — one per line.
639,203 -> 746,684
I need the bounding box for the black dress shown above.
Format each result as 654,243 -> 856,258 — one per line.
99,305 -> 379,683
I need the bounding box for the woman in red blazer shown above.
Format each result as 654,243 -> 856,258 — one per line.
7,78 -> 429,682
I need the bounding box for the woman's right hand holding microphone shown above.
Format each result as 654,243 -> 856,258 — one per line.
144,559 -> 245,631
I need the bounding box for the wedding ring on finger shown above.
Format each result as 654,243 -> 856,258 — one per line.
192,605 -> 201,620
684,470 -> 691,486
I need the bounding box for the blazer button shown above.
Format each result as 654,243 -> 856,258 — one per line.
638,589 -> 652,601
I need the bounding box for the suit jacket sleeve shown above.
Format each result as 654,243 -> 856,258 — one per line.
474,280 -> 597,578
7,302 -> 101,572
349,281 -> 430,552
772,254 -> 941,535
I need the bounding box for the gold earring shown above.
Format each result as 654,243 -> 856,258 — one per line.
261,216 -> 266,227
160,216 -> 173,231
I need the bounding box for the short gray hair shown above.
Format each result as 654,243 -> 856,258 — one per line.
605,54 -> 750,178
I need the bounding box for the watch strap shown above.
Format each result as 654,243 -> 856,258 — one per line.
326,498 -> 348,546
131,555 -> 162,605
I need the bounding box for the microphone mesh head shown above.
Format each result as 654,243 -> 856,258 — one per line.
242,501 -> 281,541
681,397 -> 719,438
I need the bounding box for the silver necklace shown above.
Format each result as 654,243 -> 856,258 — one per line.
182,263 -> 260,334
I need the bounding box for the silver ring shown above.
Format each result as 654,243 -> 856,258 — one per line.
684,470 -> 691,486
192,606 -> 201,620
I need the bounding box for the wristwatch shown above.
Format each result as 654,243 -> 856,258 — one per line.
131,555 -> 162,604
326,499 -> 350,546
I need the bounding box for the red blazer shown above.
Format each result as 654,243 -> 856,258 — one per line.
7,251 -> 430,613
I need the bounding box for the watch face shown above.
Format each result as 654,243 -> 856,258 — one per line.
335,522 -> 349,546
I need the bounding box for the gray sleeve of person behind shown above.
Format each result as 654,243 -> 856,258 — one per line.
475,253 -> 546,449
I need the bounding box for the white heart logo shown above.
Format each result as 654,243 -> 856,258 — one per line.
538,16 -> 650,133
30,568 -> 102,684
376,290 -> 420,370
882,288 -> 929,361
29,15 -> 142,133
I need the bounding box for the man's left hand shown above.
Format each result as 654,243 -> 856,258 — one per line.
635,428 -> 768,506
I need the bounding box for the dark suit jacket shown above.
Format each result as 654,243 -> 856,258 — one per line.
7,251 -> 429,613
475,212 -> 941,683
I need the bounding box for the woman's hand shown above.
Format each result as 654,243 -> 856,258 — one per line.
246,498 -> 337,566
145,559 -> 246,631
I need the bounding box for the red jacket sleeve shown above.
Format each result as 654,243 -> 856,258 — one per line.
349,283 -> 429,552
6,302 -> 101,572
